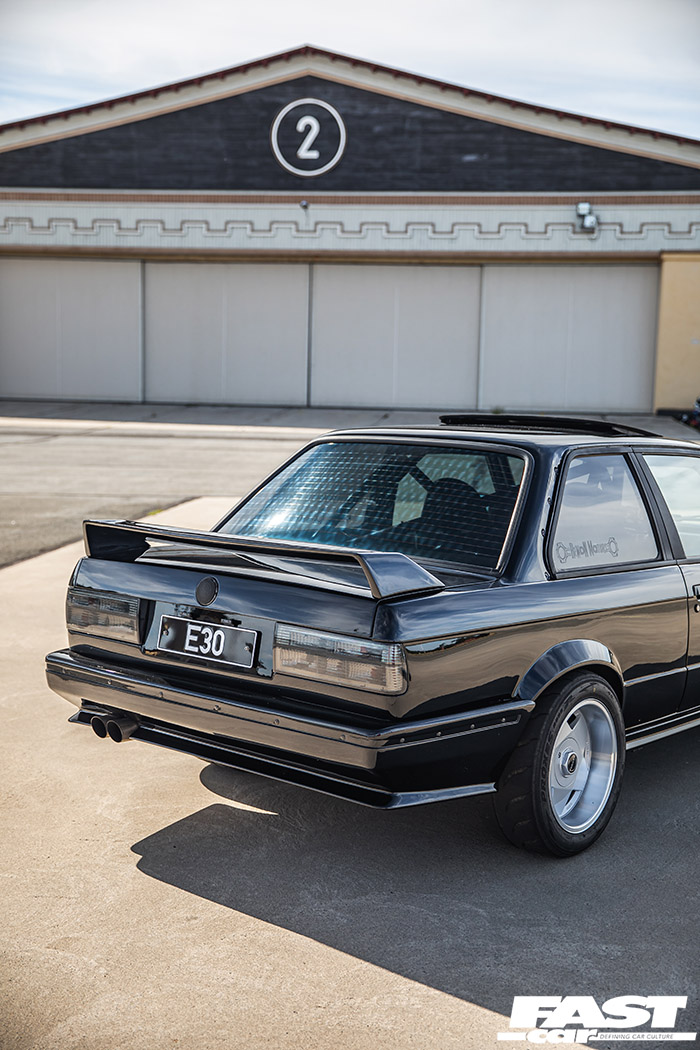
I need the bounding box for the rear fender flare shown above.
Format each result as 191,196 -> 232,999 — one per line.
515,640 -> 624,707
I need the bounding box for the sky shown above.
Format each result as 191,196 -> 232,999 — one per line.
1,0 -> 699,139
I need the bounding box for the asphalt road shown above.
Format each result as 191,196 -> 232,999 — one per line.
0,428 -> 311,567
1,402 -> 698,1050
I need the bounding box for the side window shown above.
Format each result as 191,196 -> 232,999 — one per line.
643,454 -> 700,558
552,454 -> 658,571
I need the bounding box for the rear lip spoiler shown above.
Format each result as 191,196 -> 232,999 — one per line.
82,519 -> 446,601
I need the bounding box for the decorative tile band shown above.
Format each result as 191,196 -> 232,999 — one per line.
1,199 -> 698,254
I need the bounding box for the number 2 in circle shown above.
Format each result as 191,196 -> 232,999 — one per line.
270,98 -> 347,176
296,115 -> 320,159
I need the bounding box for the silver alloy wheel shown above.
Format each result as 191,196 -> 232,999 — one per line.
548,698 -> 618,833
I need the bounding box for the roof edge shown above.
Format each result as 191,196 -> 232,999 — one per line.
1,44 -> 698,150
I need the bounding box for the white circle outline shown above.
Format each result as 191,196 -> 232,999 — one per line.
270,98 -> 347,177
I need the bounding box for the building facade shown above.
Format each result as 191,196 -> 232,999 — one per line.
1,46 -> 699,411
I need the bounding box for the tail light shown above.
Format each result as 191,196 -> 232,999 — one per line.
66,586 -> 141,644
274,624 -> 406,695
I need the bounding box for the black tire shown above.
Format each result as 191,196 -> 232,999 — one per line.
494,673 -> 625,857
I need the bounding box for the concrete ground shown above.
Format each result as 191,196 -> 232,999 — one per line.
1,401 -> 699,1049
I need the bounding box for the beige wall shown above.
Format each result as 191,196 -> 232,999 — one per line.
654,254 -> 700,410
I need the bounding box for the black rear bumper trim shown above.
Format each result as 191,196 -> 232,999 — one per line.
69,707 -> 495,809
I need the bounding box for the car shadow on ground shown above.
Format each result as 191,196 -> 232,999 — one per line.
132,728 -> 699,1026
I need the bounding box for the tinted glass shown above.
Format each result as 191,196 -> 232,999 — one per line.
220,441 -> 526,570
644,454 -> 700,557
552,454 -> 657,571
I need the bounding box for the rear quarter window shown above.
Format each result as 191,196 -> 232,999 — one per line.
552,453 -> 658,572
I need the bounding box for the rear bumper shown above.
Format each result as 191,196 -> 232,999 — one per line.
46,648 -> 534,808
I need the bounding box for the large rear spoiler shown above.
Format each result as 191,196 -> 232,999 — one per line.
82,520 -> 445,601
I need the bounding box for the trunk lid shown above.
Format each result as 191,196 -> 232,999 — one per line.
68,519 -> 453,719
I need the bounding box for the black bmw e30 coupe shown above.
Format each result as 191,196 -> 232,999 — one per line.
46,415 -> 700,856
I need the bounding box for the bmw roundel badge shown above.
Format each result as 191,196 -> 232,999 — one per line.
195,577 -> 219,606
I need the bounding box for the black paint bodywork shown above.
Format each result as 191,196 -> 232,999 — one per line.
46,423 -> 700,808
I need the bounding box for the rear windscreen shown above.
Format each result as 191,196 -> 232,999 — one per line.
219,441 -> 527,571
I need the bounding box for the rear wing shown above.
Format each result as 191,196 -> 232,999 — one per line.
82,520 -> 445,601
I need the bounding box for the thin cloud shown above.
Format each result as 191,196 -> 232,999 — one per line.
0,0 -> 698,137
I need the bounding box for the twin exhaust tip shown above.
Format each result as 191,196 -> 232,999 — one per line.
90,714 -> 138,743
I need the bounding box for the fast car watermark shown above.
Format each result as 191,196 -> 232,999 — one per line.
497,997 -> 697,1043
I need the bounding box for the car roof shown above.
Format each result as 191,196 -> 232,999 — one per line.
324,417 -> 700,454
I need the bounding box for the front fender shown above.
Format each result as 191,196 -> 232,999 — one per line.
514,640 -> 624,705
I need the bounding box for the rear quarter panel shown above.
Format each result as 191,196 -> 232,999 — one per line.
376,565 -> 688,725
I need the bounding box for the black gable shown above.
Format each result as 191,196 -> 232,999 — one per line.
2,76 -> 699,191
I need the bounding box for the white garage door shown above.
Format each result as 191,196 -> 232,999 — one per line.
144,263 -> 309,404
0,258 -> 659,413
478,264 -> 658,412
0,258 -> 141,399
310,264 -> 481,408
